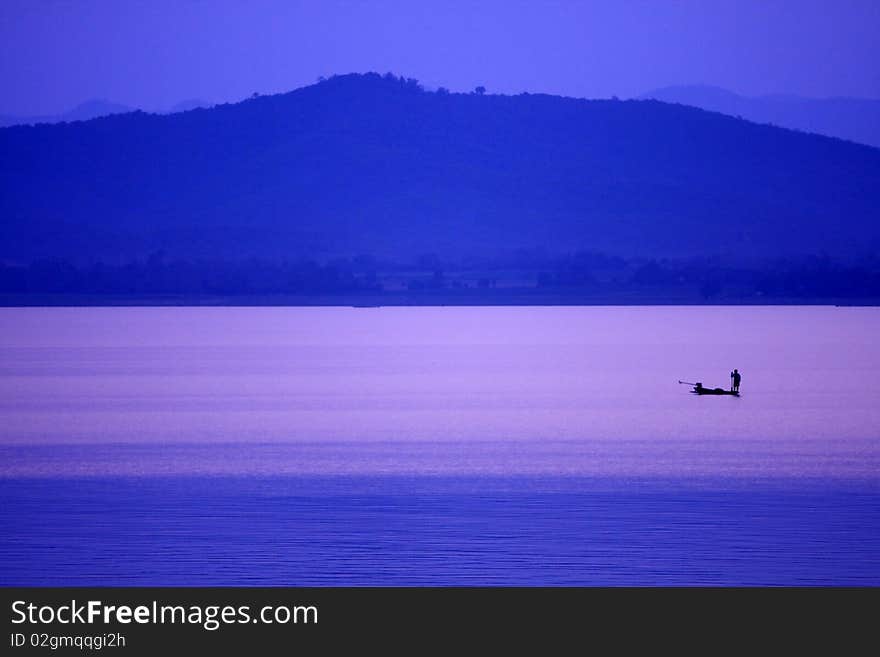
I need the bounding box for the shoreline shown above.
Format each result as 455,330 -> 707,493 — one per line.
1,291 -> 878,307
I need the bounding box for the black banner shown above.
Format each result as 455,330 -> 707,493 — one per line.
1,587 -> 876,653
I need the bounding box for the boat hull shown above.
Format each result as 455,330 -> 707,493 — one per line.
692,387 -> 739,396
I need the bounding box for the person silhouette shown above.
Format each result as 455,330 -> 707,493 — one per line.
731,368 -> 741,392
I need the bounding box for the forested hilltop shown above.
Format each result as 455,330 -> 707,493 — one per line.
2,72 -> 880,270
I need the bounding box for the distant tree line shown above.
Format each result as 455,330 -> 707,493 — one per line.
0,257 -> 380,296
0,253 -> 878,301
617,255 -> 880,300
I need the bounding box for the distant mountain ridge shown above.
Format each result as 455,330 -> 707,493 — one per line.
639,84 -> 880,148
0,98 -> 214,127
0,99 -> 134,127
166,99 -> 214,114
2,73 -> 879,264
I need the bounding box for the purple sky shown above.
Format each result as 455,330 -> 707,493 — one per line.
1,0 -> 878,115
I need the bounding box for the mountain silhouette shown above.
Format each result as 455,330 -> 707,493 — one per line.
0,99 -> 135,128
640,84 -> 880,148
2,72 -> 879,264
165,98 -> 215,114
0,98 -> 217,127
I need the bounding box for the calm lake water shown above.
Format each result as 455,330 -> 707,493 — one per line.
1,306 -> 878,585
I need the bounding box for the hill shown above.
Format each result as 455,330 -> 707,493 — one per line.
2,73 -> 880,264
640,84 -> 880,148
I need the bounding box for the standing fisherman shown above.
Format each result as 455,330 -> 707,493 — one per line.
730,368 -> 741,392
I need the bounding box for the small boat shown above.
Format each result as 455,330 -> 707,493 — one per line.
691,383 -> 739,396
